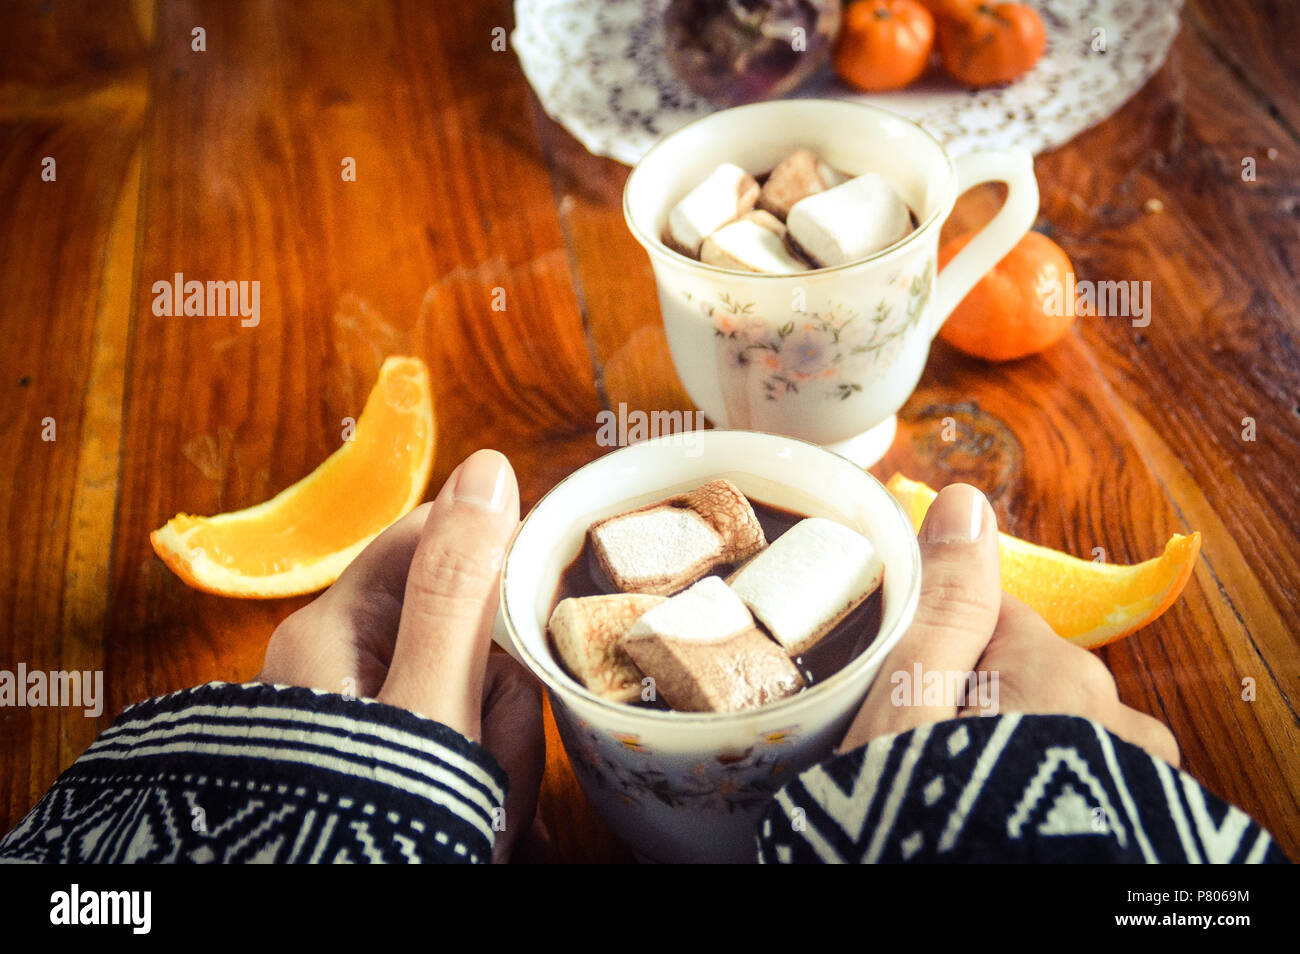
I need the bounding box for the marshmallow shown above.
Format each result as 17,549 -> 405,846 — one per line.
758,148 -> 846,221
700,213 -> 808,274
625,575 -> 752,644
786,173 -> 912,267
622,577 -> 804,712
728,517 -> 884,656
740,209 -> 785,234
588,479 -> 766,596
664,163 -> 759,257
548,594 -> 666,702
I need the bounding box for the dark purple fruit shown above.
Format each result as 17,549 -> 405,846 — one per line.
664,0 -> 843,106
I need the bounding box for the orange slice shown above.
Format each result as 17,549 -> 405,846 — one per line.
886,474 -> 1200,649
152,356 -> 436,598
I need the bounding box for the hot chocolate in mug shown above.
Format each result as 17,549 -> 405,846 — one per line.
494,431 -> 921,863
624,99 -> 1039,466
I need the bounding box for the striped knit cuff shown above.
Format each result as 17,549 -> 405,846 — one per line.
3,681 -> 507,864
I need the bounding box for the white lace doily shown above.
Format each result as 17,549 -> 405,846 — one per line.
513,0 -> 1183,164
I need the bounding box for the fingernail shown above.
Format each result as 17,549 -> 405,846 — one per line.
453,450 -> 510,513
922,484 -> 986,544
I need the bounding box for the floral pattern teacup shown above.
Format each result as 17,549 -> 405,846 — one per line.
624,99 -> 1039,465
496,432 -> 921,862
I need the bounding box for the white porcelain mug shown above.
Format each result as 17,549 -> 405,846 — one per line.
495,430 -> 921,862
624,99 -> 1039,466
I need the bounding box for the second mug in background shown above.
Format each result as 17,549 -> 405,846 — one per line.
624,99 -> 1039,466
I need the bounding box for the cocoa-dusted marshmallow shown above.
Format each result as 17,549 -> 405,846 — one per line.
548,593 -> 666,702
786,173 -> 912,267
757,148 -> 846,221
664,162 -> 759,257
739,209 -> 785,234
728,517 -> 883,656
622,577 -> 803,712
588,479 -> 766,596
700,211 -> 808,274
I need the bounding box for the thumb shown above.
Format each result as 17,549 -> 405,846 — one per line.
842,483 -> 1001,747
379,450 -> 520,740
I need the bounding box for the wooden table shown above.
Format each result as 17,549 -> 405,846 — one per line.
1,1 -> 1296,863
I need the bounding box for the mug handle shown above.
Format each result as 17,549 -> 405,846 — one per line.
930,148 -> 1040,339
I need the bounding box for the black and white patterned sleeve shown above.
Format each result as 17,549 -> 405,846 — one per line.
0,681 -> 507,864
757,713 -> 1289,864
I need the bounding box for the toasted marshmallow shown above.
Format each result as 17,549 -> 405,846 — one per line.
549,594 -> 666,701
786,173 -> 912,267
728,517 -> 883,656
622,577 -> 803,712
625,576 -> 752,645
700,214 -> 808,273
664,162 -> 760,258
758,148 -> 845,221
740,209 -> 786,234
588,479 -> 766,596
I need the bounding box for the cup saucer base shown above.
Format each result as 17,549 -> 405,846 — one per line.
824,414 -> 898,468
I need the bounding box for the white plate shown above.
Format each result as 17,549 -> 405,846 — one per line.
513,0 -> 1183,164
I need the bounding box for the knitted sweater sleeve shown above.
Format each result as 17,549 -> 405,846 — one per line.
0,681 -> 506,864
756,713 -> 1289,864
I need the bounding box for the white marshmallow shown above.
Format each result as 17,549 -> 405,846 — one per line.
625,576 -> 753,645
700,217 -> 808,274
588,479 -> 766,596
592,508 -> 721,587
786,173 -> 912,267
729,517 -> 883,656
665,163 -> 759,257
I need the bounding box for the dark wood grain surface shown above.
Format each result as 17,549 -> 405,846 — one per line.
1,0 -> 1296,863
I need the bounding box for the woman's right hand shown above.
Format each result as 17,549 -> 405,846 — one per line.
841,483 -> 1180,767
